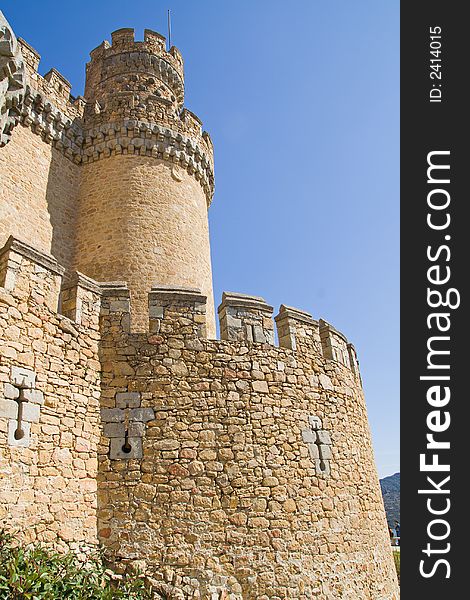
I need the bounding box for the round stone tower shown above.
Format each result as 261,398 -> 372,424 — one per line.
74,28 -> 216,334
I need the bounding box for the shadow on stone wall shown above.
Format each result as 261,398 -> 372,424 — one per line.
45,145 -> 81,280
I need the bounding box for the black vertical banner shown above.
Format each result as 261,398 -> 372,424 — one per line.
401,2 -> 467,598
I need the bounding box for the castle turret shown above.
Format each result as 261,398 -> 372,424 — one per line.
74,29 -> 216,334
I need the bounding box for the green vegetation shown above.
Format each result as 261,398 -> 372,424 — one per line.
392,550 -> 400,583
0,532 -> 152,600
380,472 -> 400,527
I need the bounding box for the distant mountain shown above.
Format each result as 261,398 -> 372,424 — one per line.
380,472 -> 400,526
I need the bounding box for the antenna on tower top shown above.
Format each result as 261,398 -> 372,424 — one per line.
167,9 -> 172,49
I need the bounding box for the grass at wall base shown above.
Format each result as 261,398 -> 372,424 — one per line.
393,550 -> 400,583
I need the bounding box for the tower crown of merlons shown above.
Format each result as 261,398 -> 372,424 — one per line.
84,28 -> 185,125
0,14 -> 215,204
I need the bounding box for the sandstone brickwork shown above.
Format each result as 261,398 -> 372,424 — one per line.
0,11 -> 399,599
0,124 -> 81,270
0,237 -> 101,550
0,15 -> 215,335
96,287 -> 398,599
75,154 -> 214,334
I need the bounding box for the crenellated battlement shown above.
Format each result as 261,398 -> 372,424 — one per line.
0,236 -> 360,376
0,233 -> 395,599
98,284 -> 357,373
80,27 -> 214,203
0,236 -> 64,312
2,18 -> 214,203
17,37 -> 40,72
0,237 -> 103,335
60,271 -> 103,330
148,285 -> 207,339
319,318 -> 352,369
218,292 -> 275,345
0,29 -> 85,160
275,304 -> 322,353
88,27 -> 183,88
43,68 -> 72,105
1,12 -> 26,146
17,38 -> 84,119
85,27 -> 185,120
0,247 -> 101,551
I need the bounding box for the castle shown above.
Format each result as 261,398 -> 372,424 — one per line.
0,12 -> 399,599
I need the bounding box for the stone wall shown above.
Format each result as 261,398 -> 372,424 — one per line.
97,286 -> 399,599
0,124 -> 81,272
0,237 -> 101,550
75,155 -> 215,336
0,15 -> 82,274
0,236 -> 399,599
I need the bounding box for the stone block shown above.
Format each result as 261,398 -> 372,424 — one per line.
22,403 -> 40,423
154,439 -> 180,451
319,373 -> 334,391
317,430 -> 332,445
253,325 -> 266,344
129,408 -> 155,422
225,315 -> 241,329
109,300 -> 129,313
148,305 -> 164,319
0,399 -> 18,419
2,269 -> 16,291
3,383 -> 19,400
308,444 -> 319,460
315,459 -> 331,476
8,420 -> 31,447
252,381 -> 269,393
101,408 -> 125,422
302,429 -> 317,444
110,437 -> 143,460
116,392 -> 141,408
266,330 -> 275,345
318,444 -> 332,460
11,366 -> 36,388
129,422 -> 146,437
23,389 -> 44,405
149,319 -> 161,334
308,415 -> 322,430
103,422 -> 126,438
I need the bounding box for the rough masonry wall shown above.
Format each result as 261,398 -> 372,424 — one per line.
97,291 -> 399,600
75,155 -> 215,336
0,239 -> 101,550
0,123 -> 81,274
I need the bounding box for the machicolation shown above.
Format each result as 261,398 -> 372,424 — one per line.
0,11 -> 399,599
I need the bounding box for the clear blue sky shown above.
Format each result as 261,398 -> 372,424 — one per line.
3,0 -> 399,477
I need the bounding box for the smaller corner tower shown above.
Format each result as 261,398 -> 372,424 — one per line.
74,28 -> 216,334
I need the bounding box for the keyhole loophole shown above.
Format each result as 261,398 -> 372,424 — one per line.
122,432 -> 132,454
14,428 -> 25,440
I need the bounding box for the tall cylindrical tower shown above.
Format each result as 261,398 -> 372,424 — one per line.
74,29 -> 216,334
